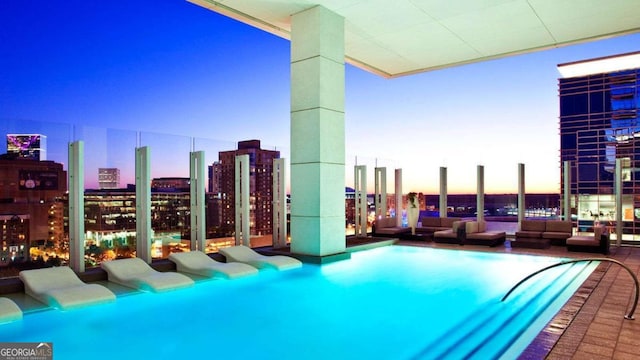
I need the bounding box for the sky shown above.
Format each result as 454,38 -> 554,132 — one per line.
1,0 -> 640,193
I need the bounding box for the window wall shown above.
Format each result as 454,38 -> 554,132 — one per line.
560,68 -> 640,242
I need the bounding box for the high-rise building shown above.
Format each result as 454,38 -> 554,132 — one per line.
98,168 -> 120,189
0,157 -> 67,261
558,51 -> 640,241
213,140 -> 280,236
6,134 -> 47,161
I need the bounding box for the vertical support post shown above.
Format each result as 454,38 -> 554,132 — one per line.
395,169 -> 403,227
290,6 -> 345,257
68,141 -> 85,273
477,165 -> 485,223
374,167 -> 387,218
439,167 -> 447,218
373,167 -> 387,219
235,154 -> 250,246
615,158 -> 623,246
135,146 -> 152,263
272,158 -> 287,248
190,151 -> 206,251
354,165 -> 367,237
563,160 -> 571,224
518,163 -> 525,226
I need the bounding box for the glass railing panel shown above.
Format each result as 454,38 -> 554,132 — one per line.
75,126 -> 138,267
139,131 -> 192,259
345,154 -> 398,234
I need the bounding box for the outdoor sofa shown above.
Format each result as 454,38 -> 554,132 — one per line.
512,219 -> 573,248
372,217 -> 411,236
416,217 -> 462,234
461,221 -> 506,247
433,220 -> 468,244
566,225 -> 610,255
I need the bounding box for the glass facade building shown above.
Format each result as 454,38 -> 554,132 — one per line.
559,51 -> 640,242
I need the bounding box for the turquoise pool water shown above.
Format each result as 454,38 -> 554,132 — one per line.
1,246 -> 597,359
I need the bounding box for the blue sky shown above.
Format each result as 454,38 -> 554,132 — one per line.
2,1 -> 639,193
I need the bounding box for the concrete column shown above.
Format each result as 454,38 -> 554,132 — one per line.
374,167 -> 387,218
395,169 -> 403,227
272,158 -> 287,248
477,165 -> 484,223
518,163 -> 525,226
563,160 -> 571,223
615,158 -> 623,246
235,154 -> 250,246
354,165 -> 367,237
135,146 -> 152,263
68,141 -> 85,273
290,6 -> 345,257
190,151 -> 206,251
439,167 -> 447,218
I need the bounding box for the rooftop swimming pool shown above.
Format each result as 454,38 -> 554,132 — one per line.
1,246 -> 597,359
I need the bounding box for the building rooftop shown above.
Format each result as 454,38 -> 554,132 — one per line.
558,50 -> 640,78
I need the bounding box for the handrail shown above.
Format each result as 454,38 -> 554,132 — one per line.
501,258 -> 638,320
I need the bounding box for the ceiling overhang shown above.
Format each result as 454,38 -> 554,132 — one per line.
189,0 -> 640,78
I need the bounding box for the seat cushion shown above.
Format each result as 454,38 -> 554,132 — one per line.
520,220 -> 546,232
420,217 -> 441,227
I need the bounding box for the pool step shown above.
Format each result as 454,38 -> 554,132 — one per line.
411,262 -> 591,360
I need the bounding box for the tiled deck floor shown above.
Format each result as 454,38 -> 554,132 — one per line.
396,233 -> 640,360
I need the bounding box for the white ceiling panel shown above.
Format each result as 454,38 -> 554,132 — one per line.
190,0 -> 640,78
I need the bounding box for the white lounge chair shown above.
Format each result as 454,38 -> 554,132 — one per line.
101,258 -> 194,292
19,267 -> 116,310
169,251 -> 258,279
219,245 -> 302,271
0,297 -> 22,323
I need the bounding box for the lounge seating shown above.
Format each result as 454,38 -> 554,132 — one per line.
19,266 -> 116,310
169,251 -> 258,279
567,225 -> 610,255
373,217 -> 410,236
433,220 -> 468,244
462,221 -> 506,247
416,217 -> 462,234
513,219 -> 573,248
101,258 -> 194,292
0,297 -> 22,323
219,245 -> 302,270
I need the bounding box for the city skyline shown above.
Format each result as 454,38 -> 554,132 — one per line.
2,1 -> 640,193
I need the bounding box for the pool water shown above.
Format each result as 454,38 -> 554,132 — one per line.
0,246 -> 596,359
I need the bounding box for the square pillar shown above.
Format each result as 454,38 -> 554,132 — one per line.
354,165 -> 367,237
290,6 -> 345,257
136,146 -> 152,263
374,167 -> 387,218
68,141 -> 85,273
477,165 -> 484,223
235,154 -> 250,246
439,167 -> 447,218
395,169 -> 403,227
518,163 -> 525,226
190,151 -> 206,251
